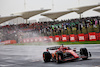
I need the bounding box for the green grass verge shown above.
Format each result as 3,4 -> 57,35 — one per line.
57,41 -> 100,45
12,42 -> 57,45
10,41 -> 100,45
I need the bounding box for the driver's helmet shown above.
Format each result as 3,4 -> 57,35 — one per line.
67,47 -> 71,50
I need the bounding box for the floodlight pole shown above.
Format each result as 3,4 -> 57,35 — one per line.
26,19 -> 28,24
78,0 -> 81,34
78,23 -> 80,34
78,13 -> 81,34
79,14 -> 81,19
17,18 -> 19,24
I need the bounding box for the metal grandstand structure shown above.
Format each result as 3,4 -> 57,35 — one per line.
0,4 -> 100,25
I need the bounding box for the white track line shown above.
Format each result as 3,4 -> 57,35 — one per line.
0,64 -> 15,67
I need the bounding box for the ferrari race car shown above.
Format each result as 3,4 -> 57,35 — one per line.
43,45 -> 91,63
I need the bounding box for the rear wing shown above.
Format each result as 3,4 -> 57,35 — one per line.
47,46 -> 60,50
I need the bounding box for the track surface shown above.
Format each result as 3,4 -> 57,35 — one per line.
0,44 -> 100,67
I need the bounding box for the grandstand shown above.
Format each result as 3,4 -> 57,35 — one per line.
0,4 -> 100,44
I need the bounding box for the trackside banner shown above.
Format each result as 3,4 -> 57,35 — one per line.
22,36 -> 51,43
89,32 -> 96,41
49,36 -> 54,42
78,34 -> 85,41
55,35 -> 60,42
62,35 -> 67,42
21,32 -> 100,43
70,34 -> 75,42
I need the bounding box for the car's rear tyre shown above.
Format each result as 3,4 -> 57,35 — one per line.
80,48 -> 88,60
43,52 -> 51,62
56,51 -> 63,63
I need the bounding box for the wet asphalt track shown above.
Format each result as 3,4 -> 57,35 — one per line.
0,44 -> 100,67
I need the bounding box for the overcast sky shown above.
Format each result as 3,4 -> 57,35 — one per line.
0,0 -> 100,21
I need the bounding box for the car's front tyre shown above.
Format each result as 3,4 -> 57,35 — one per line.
43,52 -> 51,62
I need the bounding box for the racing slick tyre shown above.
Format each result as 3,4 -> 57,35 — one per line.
80,48 -> 88,60
56,51 -> 63,63
43,52 -> 51,62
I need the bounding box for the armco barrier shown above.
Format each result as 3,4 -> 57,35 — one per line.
11,40 -> 16,44
1,40 -> 16,45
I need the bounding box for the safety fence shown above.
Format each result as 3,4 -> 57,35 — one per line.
21,32 -> 100,43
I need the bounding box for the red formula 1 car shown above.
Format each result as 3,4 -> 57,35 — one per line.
43,45 -> 91,63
